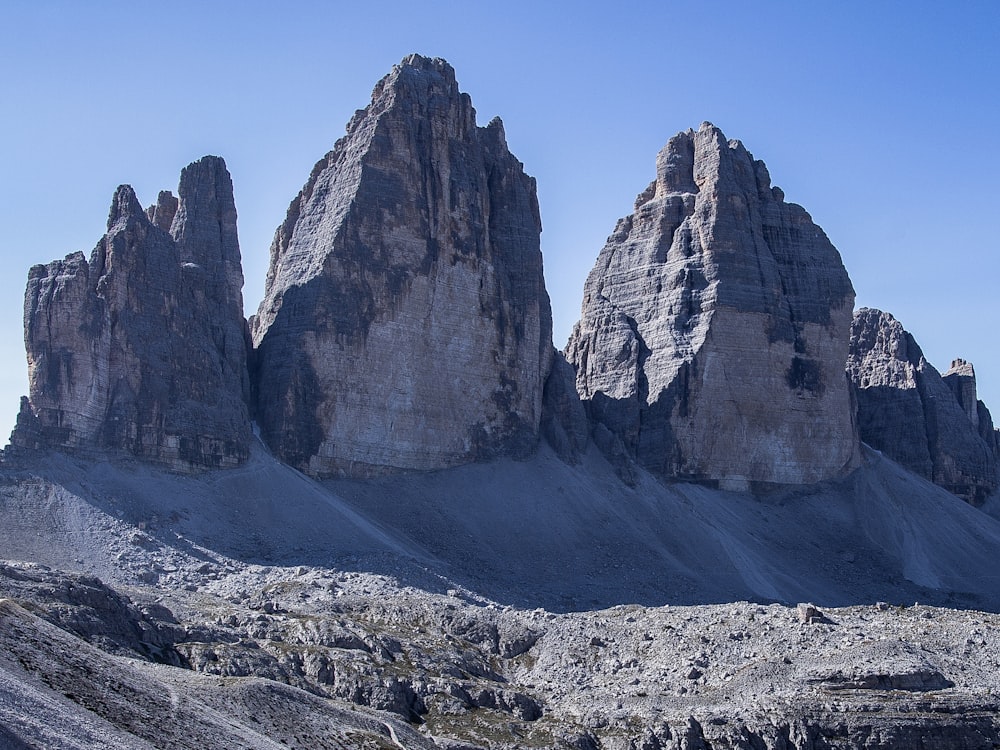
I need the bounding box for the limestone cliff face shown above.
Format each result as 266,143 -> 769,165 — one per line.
566,123 -> 860,488
251,55 -> 552,477
848,308 -> 998,503
14,157 -> 252,469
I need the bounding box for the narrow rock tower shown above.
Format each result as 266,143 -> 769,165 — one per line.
252,55 -> 552,477
566,123 -> 860,488
14,157 -> 252,468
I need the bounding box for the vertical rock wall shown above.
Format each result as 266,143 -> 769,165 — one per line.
848,308 -> 998,503
566,123 -> 860,488
251,55 -> 552,477
14,157 -> 251,469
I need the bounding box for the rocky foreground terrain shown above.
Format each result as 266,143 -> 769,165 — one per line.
3,548 -> 1000,749
4,53 -> 1000,748
3,443 -> 1000,748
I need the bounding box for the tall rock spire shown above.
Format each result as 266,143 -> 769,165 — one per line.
251,54 -> 553,476
566,123 -> 860,488
13,157 -> 252,468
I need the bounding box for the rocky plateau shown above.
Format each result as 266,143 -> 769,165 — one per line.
3,54 -> 1000,749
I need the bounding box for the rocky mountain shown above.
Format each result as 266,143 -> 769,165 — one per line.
3,443 -> 1000,750
566,123 -> 860,488
848,307 -> 999,503
10,157 -> 252,470
5,54 -> 1000,749
250,54 -> 552,477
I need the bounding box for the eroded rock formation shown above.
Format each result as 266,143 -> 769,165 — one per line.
566,122 -> 860,488
848,307 -> 998,503
251,54 -> 552,477
12,156 -> 251,469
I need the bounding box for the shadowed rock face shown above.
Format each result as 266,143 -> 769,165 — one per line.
13,156 -> 252,469
251,54 -> 552,477
566,123 -> 860,488
848,308 -> 998,503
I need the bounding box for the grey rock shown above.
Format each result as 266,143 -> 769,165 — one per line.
566,123 -> 860,487
8,561 -> 1000,750
12,156 -> 251,469
146,189 -> 178,232
796,603 -> 822,624
0,560 -> 181,664
848,307 -> 997,503
0,596 -> 437,750
943,358 -> 1000,455
540,350 -> 589,463
251,54 -> 552,477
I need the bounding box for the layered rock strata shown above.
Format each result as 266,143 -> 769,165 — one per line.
848,308 -> 998,503
251,54 -> 552,477
566,122 -> 860,488
13,156 -> 251,469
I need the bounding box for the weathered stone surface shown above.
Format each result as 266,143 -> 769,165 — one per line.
566,123 -> 860,487
848,307 -> 998,503
943,358 -> 1000,456
251,54 -> 552,477
540,351 -> 589,463
12,156 -> 251,469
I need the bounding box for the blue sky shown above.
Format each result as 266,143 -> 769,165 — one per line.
1,1 -> 998,440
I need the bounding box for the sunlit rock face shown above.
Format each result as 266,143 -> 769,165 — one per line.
566,123 -> 860,488
848,308 -> 998,503
14,156 -> 252,469
251,55 -> 552,477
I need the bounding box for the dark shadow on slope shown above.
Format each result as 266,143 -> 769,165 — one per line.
0,443 -> 453,597
2,442 -> 1000,613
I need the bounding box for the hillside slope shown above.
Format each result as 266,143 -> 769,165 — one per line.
3,439 -> 999,612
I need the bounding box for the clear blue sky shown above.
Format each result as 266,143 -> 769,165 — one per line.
2,1 -> 998,441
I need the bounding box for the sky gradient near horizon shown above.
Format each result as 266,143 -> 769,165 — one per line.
1,1 -> 998,443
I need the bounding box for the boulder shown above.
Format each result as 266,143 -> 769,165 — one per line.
566,123 -> 860,488
251,54 -> 552,477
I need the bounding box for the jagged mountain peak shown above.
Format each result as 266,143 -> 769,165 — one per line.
567,122 -> 859,487
251,53 -> 552,478
849,306 -> 999,503
12,156 -> 251,469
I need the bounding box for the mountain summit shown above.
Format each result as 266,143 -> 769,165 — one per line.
12,156 -> 251,469
250,54 -> 553,477
566,123 -> 860,488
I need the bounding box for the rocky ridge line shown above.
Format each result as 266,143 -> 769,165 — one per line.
250,54 -> 553,477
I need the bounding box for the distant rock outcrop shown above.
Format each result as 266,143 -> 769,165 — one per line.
251,54 -> 552,477
566,123 -> 860,488
12,157 -> 252,469
943,358 -> 1000,457
848,308 -> 998,503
